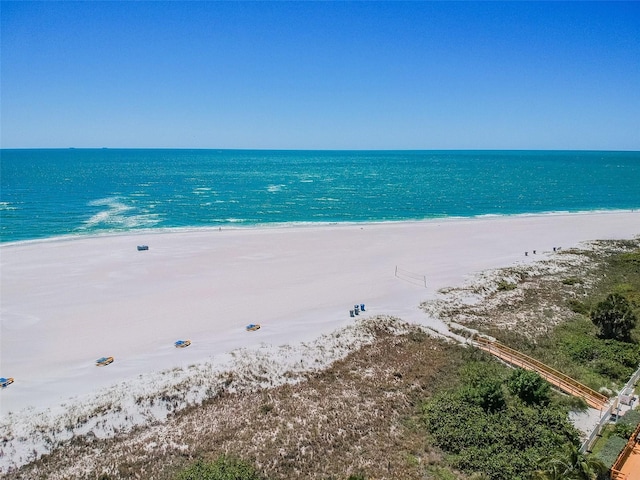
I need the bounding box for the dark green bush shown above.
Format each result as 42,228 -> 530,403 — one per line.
422,383 -> 578,479
591,293 -> 637,342
507,369 -> 550,405
461,378 -> 506,413
458,362 -> 507,413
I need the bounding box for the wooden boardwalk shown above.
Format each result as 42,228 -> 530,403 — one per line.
473,336 -> 609,410
611,445 -> 640,479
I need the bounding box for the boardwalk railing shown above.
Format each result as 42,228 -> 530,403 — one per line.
472,336 -> 608,410
582,363 -> 640,453
581,403 -> 614,453
610,421 -> 640,480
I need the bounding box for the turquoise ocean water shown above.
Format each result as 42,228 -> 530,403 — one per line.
1,149 -> 639,244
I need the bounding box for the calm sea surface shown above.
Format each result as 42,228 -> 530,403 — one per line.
1,149 -> 639,243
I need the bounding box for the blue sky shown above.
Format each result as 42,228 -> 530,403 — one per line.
1,1 -> 639,150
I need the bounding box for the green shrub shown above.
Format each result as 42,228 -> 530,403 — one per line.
613,283 -> 640,309
588,339 -> 640,382
619,409 -> 640,429
553,330 -> 640,384
594,358 -> 627,379
603,340 -> 640,368
594,435 -> 627,468
563,336 -> 599,363
424,465 -> 460,480
459,362 -> 507,413
614,283 -> 636,295
618,251 -> 640,266
591,293 -> 637,342
613,422 -> 634,439
567,299 -> 589,315
422,381 -> 579,479
176,456 -> 264,480
461,378 -> 506,413
496,280 -> 517,292
507,369 -> 550,405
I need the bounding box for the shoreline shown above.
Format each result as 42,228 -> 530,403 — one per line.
1,208 -> 637,247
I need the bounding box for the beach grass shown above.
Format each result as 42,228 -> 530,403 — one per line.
424,238 -> 640,392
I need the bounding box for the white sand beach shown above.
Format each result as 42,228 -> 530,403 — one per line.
0,212 -> 639,469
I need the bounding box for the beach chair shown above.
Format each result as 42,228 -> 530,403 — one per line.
246,324 -> 261,331
0,377 -> 14,388
96,356 -> 114,366
174,340 -> 191,348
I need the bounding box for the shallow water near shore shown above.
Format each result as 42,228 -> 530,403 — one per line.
2,149 -> 639,243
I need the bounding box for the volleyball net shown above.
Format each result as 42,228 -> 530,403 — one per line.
394,266 -> 427,288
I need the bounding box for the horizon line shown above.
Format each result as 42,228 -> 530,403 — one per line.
2,147 -> 639,153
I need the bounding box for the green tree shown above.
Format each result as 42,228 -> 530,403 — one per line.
461,377 -> 506,413
533,446 -> 607,480
508,369 -> 551,405
176,456 -> 265,480
531,463 -> 570,479
564,446 -> 607,480
590,293 -> 637,341
456,361 -> 508,413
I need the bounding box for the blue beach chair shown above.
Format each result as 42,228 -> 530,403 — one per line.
0,377 -> 14,388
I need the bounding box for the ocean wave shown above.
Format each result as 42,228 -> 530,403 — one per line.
224,218 -> 247,223
314,197 -> 340,202
81,197 -> 162,230
267,184 -> 286,193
